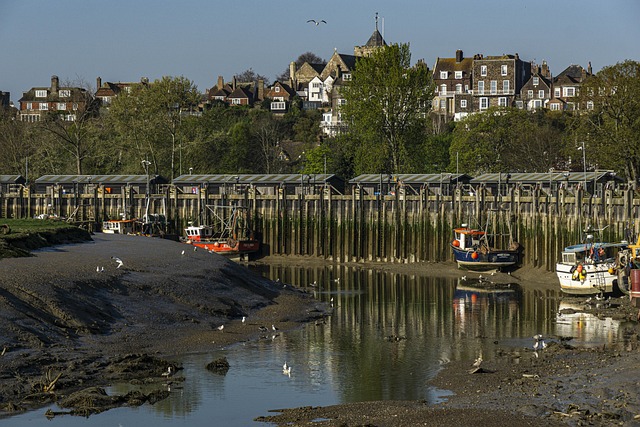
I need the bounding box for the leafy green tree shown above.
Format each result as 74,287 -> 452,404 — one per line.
340,43 -> 434,174
575,60 -> 640,181
105,76 -> 201,178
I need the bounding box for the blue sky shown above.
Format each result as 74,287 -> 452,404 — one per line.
1,0 -> 639,104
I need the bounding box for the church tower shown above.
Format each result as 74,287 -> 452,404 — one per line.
354,12 -> 387,57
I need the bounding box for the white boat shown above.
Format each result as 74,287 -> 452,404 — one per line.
102,217 -> 138,234
556,236 -> 628,295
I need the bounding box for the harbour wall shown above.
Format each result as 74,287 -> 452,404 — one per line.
1,184 -> 638,271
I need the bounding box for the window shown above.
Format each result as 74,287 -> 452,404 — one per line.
480,65 -> 487,76
57,102 -> 66,110
490,80 -> 497,94
271,101 -> 286,111
275,86 -> 281,92
59,89 -> 70,97
477,81 -> 484,95
480,97 -> 488,110
455,71 -> 462,79
533,100 -> 542,109
72,103 -> 78,110
527,90 -> 534,98
440,84 -> 447,95
39,103 -> 48,110
35,90 -> 47,98
503,80 -> 509,94
338,98 -> 347,105
26,102 -> 33,110
501,64 -> 508,76
455,84 -> 462,93
550,103 -> 560,111
440,99 -> 445,109
66,114 -> 76,121
554,88 -> 561,97
533,77 -> 539,86
232,98 -> 241,105
342,74 -> 351,81
498,97 -> 508,107
587,101 -> 594,110
538,90 -> 545,98
440,71 -> 448,79
460,99 -> 467,108
563,87 -> 575,97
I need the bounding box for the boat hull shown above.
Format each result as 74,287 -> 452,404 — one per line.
190,239 -> 260,256
451,245 -> 519,271
556,262 -> 617,295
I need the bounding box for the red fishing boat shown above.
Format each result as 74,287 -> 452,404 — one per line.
183,205 -> 260,258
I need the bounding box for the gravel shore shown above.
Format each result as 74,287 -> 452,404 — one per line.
0,234 -> 639,426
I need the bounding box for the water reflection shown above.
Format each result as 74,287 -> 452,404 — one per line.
5,264 -> 628,427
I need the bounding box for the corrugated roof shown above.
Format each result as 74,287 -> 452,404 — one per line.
470,171 -> 621,183
173,174 -> 337,185
0,175 -> 26,184
349,174 -> 470,184
34,175 -> 168,184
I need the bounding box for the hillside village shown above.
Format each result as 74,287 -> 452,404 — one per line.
1,16 -> 595,139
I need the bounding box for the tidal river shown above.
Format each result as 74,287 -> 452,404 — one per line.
3,263 -> 623,427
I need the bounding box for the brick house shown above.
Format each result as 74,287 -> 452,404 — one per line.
471,54 -> 532,111
519,61 -> 553,110
432,50 -> 475,122
18,75 -> 94,122
550,63 -> 593,111
95,76 -> 149,106
263,81 -> 296,114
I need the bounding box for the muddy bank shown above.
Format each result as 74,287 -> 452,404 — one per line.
0,233 -> 326,417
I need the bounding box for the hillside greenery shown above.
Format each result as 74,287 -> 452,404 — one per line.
0,55 -> 638,182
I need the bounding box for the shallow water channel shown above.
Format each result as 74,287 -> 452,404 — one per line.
5,264 -> 627,427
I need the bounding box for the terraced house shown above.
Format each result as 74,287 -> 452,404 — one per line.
18,75 -> 94,122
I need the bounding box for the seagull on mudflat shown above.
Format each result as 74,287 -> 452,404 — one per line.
307,19 -> 326,26
181,249 -> 185,255
533,334 -> 546,351
111,256 -> 124,269
216,324 -> 225,332
161,366 -> 174,378
272,324 -> 279,332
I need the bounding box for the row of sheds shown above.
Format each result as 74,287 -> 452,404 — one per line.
0,171 -> 625,197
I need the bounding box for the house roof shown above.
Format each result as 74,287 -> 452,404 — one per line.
554,64 -> 590,84
35,175 -> 169,185
0,175 -> 26,185
19,87 -> 89,103
433,57 -> 474,73
470,171 -> 621,184
227,86 -> 253,100
365,28 -> 386,47
173,174 -> 339,185
349,174 -> 471,185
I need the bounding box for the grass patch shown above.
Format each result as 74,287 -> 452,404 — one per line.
0,219 -> 92,259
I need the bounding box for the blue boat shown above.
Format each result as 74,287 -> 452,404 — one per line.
451,224 -> 520,271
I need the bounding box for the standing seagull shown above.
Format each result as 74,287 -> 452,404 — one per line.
111,256 -> 124,269
307,19 -> 327,26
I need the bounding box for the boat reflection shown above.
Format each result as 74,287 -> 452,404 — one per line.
555,301 -> 623,347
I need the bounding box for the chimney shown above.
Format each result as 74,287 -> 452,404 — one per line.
588,61 -> 592,75
455,50 -> 463,63
217,75 -> 224,90
289,61 -> 297,88
232,76 -> 237,90
96,77 -> 102,89
51,75 -> 59,94
541,61 -> 549,78
257,79 -> 264,101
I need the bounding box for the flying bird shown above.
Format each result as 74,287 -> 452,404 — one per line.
307,19 -> 326,26
111,256 -> 124,269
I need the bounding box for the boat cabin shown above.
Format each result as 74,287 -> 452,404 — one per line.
452,226 -> 486,250
102,219 -> 137,234
185,225 -> 214,242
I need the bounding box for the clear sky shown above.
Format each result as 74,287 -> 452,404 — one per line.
1,0 -> 639,104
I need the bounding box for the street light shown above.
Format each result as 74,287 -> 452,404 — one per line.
577,142 -> 587,193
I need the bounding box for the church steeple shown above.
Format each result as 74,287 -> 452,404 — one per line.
354,13 -> 387,57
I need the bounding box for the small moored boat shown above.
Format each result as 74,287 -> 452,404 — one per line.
556,230 -> 628,295
451,225 -> 520,271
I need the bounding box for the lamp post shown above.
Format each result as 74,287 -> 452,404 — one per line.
578,142 -> 587,193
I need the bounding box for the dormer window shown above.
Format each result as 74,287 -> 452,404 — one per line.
480,65 -> 487,76
35,90 -> 47,98
501,65 -> 508,76
440,71 -> 448,79
455,71 -> 463,79
59,89 -> 71,97
342,74 -> 351,81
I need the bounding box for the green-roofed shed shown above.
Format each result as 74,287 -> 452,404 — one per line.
34,175 -> 169,195
172,174 -> 345,195
349,173 -> 471,196
0,175 -> 26,193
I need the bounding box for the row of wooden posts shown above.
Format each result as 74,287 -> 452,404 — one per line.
1,184 -> 639,271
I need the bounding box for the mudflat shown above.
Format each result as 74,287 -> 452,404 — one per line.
0,234 -> 639,426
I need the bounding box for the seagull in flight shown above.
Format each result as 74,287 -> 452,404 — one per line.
307,19 -> 327,26
111,256 -> 124,269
